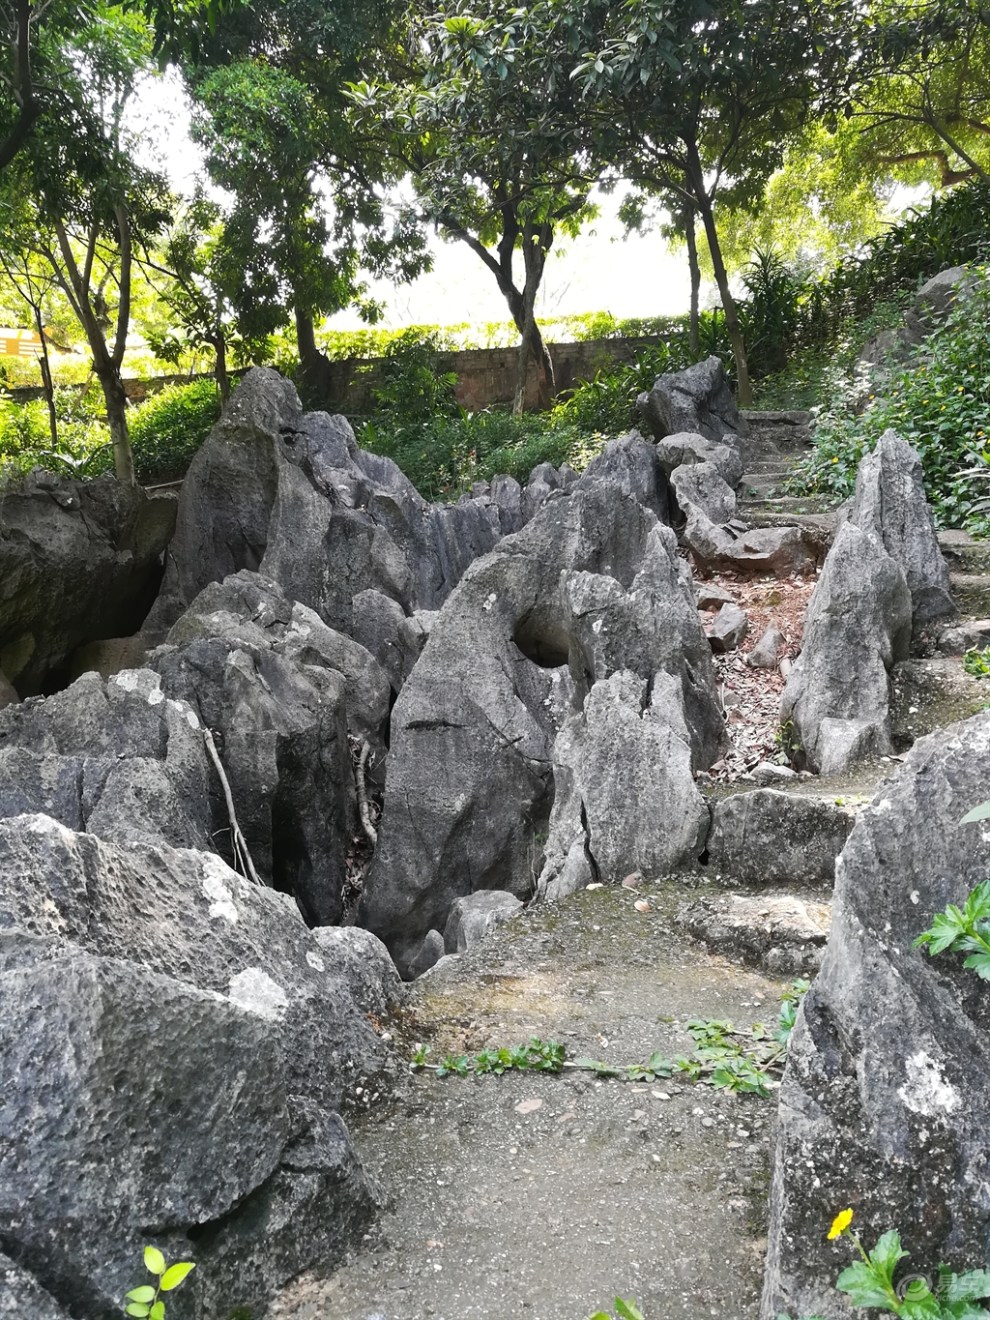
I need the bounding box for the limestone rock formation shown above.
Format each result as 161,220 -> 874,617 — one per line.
762,711 -> 990,1320
656,430 -> 744,488
444,890 -> 524,954
537,669 -> 711,901
678,893 -> 831,975
637,355 -> 745,448
360,484 -> 723,977
847,428 -> 955,630
780,522 -> 912,773
0,470 -> 176,694
0,813 -> 397,1319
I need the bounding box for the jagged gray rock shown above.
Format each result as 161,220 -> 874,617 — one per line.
671,460 -> 738,524
847,429 -> 955,630
360,485 -> 722,977
0,1253 -> 71,1320
537,669 -> 711,901
0,470 -> 176,694
637,355 -> 746,447
443,890 -> 524,954
350,588 -> 433,694
574,432 -> 673,524
656,430 -> 744,487
746,626 -> 787,669
707,603 -> 750,654
780,522 -> 912,773
149,369 -> 551,638
762,711 -> 990,1320
938,618 -> 990,654
708,789 -> 855,886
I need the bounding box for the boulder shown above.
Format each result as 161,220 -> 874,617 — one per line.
746,626 -> 787,670
574,431 -> 673,524
637,356 -> 745,447
779,522 -> 912,773
656,430 -> 744,487
707,603 -> 749,654
0,930 -> 379,1320
350,587 -> 431,694
444,890 -> 524,954
149,369 -> 531,637
360,485 -> 722,977
696,582 -> 737,611
671,460 -> 738,524
707,789 -> 856,887
537,669 -> 711,901
847,429 -> 955,630
938,618 -> 990,655
0,470 -> 176,694
681,505 -> 819,578
677,893 -> 831,975
761,712 -> 990,1320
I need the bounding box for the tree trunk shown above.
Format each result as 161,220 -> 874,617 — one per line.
685,206 -> 701,359
294,305 -> 332,403
686,146 -> 753,405
511,224 -> 554,415
100,368 -> 134,486
215,331 -> 230,404
30,299 -> 58,448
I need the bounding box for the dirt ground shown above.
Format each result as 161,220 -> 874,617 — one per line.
272,880 -> 799,1320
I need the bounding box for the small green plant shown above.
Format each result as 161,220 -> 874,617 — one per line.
412,982 -> 808,1098
963,647 -> 990,679
914,879 -> 990,979
589,1300 -> 644,1320
123,1246 -> 195,1319
781,1207 -> 990,1318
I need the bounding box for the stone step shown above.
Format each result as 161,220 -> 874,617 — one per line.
939,530 -> 990,574
891,656 -> 988,747
951,572 -> 990,616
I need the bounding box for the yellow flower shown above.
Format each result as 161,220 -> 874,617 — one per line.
828,1208 -> 854,1240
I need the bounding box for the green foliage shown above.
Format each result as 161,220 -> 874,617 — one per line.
0,379 -> 219,487
589,1301 -> 645,1320
366,331 -> 461,424
412,981 -> 808,1098
790,268 -> 990,534
787,1211 -> 990,1319
963,648 -> 990,679
914,879 -> 990,980
123,1246 -> 194,1319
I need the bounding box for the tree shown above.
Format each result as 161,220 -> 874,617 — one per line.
348,1 -> 600,413
185,0 -> 430,400
0,4 -> 171,484
570,0 -> 856,403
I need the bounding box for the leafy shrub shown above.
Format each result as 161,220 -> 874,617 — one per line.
550,344 -> 692,435
124,379 -> 221,484
790,268 -> 990,534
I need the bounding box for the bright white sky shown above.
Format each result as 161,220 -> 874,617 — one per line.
133,69 -> 695,331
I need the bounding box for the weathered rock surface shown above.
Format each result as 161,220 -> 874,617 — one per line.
0,471 -> 176,694
762,711 -> 990,1320
780,522 -> 912,773
656,430 -> 744,488
637,355 -> 746,448
574,431 -> 673,524
443,890 -> 524,954
746,626 -> 787,670
0,1252 -> 71,1320
537,670 -> 711,901
360,485 -> 722,977
149,369 -> 567,639
707,789 -> 856,887
707,603 -> 750,654
678,893 -> 831,975
0,813 -> 397,1319
671,460 -> 738,524
938,617 -> 990,655
847,429 -> 955,630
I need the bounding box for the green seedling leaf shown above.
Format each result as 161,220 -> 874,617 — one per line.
143,1246 -> 166,1276
960,801 -> 990,824
615,1301 -> 645,1320
126,1286 -> 156,1304
573,1056 -> 622,1077
962,952 -> 990,979
943,1267 -> 990,1302
870,1228 -> 908,1280
160,1261 -> 195,1290
149,1303 -> 165,1320
835,1260 -> 897,1309
125,1307 -> 151,1319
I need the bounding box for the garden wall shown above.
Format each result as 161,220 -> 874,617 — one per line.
7,334 -> 660,416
